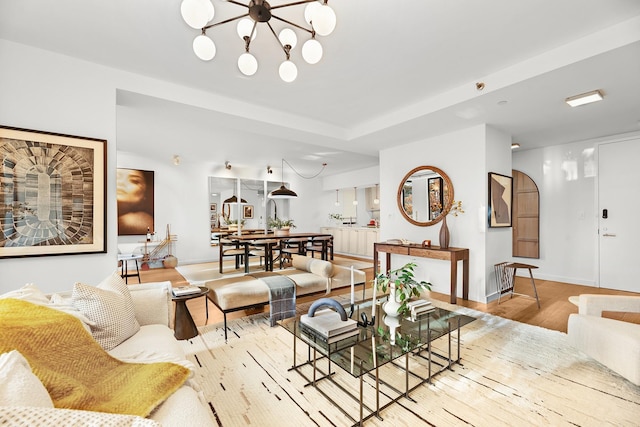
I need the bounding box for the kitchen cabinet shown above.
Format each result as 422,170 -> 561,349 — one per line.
321,227 -> 379,258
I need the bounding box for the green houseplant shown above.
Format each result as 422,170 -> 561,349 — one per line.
376,262 -> 431,317
267,217 -> 296,235
267,217 -> 296,229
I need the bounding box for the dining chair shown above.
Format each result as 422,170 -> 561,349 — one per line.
306,235 -> 332,260
279,237 -> 308,268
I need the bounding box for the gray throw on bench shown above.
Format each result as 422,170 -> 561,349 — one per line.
248,272 -> 297,326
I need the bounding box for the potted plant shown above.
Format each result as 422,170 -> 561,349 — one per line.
225,218 -> 245,231
267,217 -> 296,236
376,262 -> 431,318
328,213 -> 343,225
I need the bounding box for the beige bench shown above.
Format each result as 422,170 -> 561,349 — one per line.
205,256 -> 366,340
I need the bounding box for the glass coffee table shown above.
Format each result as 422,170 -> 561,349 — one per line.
280,300 -> 475,426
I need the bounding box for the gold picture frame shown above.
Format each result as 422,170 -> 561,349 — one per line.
243,205 -> 254,219
0,126 -> 107,258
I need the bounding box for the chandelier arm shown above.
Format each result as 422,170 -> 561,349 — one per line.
227,0 -> 250,8
283,159 -> 327,179
203,13 -> 250,31
266,22 -> 291,57
270,0 -> 318,10
271,15 -> 314,34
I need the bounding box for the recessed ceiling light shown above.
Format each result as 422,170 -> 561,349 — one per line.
565,89 -> 604,107
511,143 -> 520,149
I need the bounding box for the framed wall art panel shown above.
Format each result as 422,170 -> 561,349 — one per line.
116,168 -> 154,236
243,205 -> 254,219
0,126 -> 107,258
488,172 -> 513,228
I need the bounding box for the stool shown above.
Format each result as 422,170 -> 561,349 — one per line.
494,262 -> 540,308
118,254 -> 143,284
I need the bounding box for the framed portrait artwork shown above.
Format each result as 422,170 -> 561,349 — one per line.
488,172 -> 513,227
210,203 -> 217,212
0,126 -> 106,258
243,205 -> 254,219
117,168 -> 154,235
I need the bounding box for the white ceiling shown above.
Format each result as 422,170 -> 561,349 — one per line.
1,0 -> 640,175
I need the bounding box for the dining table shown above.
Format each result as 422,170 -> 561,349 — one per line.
224,232 -> 333,273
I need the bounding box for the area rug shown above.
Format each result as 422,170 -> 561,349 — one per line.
177,256 -> 373,285
179,299 -> 640,426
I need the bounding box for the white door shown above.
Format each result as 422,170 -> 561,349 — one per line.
598,138 -> 640,292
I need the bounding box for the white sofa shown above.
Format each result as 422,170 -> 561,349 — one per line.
0,280 -> 214,426
567,294 -> 640,386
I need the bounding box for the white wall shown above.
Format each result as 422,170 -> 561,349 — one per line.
484,125 -> 514,297
1,40 -> 117,293
379,125 -> 511,303
513,139 -> 599,285
0,40 -> 325,293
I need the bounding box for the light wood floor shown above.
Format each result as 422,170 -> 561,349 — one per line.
137,263 -> 639,333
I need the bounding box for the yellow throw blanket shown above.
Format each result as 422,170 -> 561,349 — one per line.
0,298 -> 190,417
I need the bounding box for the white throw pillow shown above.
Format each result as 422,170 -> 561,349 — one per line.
0,285 -> 93,332
0,406 -> 161,427
49,293 -> 96,333
0,283 -> 50,305
0,350 -> 53,408
72,272 -> 141,351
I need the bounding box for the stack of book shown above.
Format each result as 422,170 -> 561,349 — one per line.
172,285 -> 202,297
407,299 -> 435,320
300,309 -> 358,344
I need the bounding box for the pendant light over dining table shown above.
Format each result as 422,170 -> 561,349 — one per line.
269,158 -> 297,199
180,0 -> 337,82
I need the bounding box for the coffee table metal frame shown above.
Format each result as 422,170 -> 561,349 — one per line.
280,301 -> 475,426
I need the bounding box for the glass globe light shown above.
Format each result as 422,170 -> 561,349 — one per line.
238,52 -> 258,76
181,0 -> 214,29
312,4 -> 336,36
304,2 -> 321,25
278,28 -> 297,49
237,18 -> 257,41
193,35 -> 216,61
302,39 -> 323,64
279,60 -> 297,83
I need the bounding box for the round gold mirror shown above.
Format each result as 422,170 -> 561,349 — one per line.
397,165 -> 454,226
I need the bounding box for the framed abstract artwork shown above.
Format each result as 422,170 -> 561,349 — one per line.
117,168 -> 154,236
488,172 -> 513,228
0,126 -> 107,258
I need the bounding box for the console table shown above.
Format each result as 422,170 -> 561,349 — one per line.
374,242 -> 469,304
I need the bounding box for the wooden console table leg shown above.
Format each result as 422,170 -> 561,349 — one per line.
462,257 -> 469,300
449,258 -> 458,304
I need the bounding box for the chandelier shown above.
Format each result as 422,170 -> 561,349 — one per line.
180,0 -> 337,82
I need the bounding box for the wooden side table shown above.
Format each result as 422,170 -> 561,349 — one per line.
172,286 -> 209,340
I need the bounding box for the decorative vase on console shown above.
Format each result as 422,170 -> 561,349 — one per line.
439,215 -> 450,249
438,200 -> 464,249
